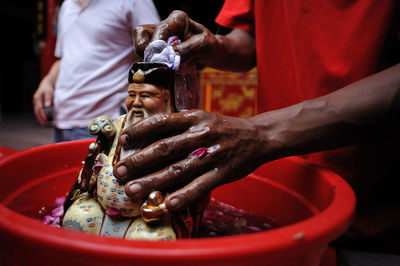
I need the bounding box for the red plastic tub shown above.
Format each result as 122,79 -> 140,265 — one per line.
0,139 -> 355,266
0,147 -> 17,161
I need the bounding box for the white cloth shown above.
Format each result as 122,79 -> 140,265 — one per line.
143,36 -> 181,71
53,0 -> 160,129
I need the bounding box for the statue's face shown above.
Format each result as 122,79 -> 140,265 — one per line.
126,83 -> 171,123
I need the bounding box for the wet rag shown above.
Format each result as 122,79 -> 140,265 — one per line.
144,36 -> 181,71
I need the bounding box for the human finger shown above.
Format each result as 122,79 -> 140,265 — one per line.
33,92 -> 47,126
114,128 -> 210,183
165,167 -> 221,211
133,24 -> 156,59
173,19 -> 216,67
152,10 -> 190,41
174,33 -> 213,67
124,153 -> 211,200
34,105 -> 47,126
43,89 -> 53,108
119,111 -> 196,149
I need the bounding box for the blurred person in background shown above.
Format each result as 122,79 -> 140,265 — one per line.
33,0 -> 160,142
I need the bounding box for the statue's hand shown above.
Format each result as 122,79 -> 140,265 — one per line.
113,110 -> 266,211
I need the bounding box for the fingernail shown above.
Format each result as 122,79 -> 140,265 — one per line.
169,197 -> 180,208
116,165 -> 127,178
120,134 -> 128,145
129,183 -> 141,194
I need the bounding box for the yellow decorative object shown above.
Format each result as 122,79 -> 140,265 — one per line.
92,118 -> 143,218
141,191 -> 166,223
62,193 -> 104,234
125,217 -> 176,241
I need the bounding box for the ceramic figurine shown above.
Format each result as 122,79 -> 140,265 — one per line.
62,62 -> 204,240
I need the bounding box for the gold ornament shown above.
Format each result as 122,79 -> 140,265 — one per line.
132,69 -> 145,83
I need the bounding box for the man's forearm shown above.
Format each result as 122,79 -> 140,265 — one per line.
250,63 -> 400,160
209,29 -> 256,72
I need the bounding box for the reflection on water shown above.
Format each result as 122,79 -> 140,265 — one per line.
199,197 -> 276,237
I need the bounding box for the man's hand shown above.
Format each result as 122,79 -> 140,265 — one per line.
113,110 -> 267,211
33,78 -> 54,126
33,60 -> 60,126
134,10 -> 218,70
133,10 -> 256,71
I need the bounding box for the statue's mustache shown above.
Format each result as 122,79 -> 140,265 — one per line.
120,107 -> 152,160
125,107 -> 151,125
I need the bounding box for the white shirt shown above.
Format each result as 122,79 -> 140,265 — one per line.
53,0 -> 160,128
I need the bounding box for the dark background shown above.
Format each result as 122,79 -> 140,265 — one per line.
0,0 -> 226,117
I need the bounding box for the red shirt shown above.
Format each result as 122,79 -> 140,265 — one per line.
216,0 -> 398,111
216,0 -> 400,251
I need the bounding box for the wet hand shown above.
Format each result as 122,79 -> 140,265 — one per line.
113,110 -> 266,211
133,10 -> 218,69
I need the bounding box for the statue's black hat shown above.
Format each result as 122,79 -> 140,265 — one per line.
128,62 -> 175,91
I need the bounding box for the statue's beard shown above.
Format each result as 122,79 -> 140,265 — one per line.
126,107 -> 152,125
119,107 -> 152,160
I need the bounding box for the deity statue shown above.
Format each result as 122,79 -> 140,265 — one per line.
62,62 -> 204,240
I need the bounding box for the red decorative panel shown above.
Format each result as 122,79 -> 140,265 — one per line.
200,68 -> 258,118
